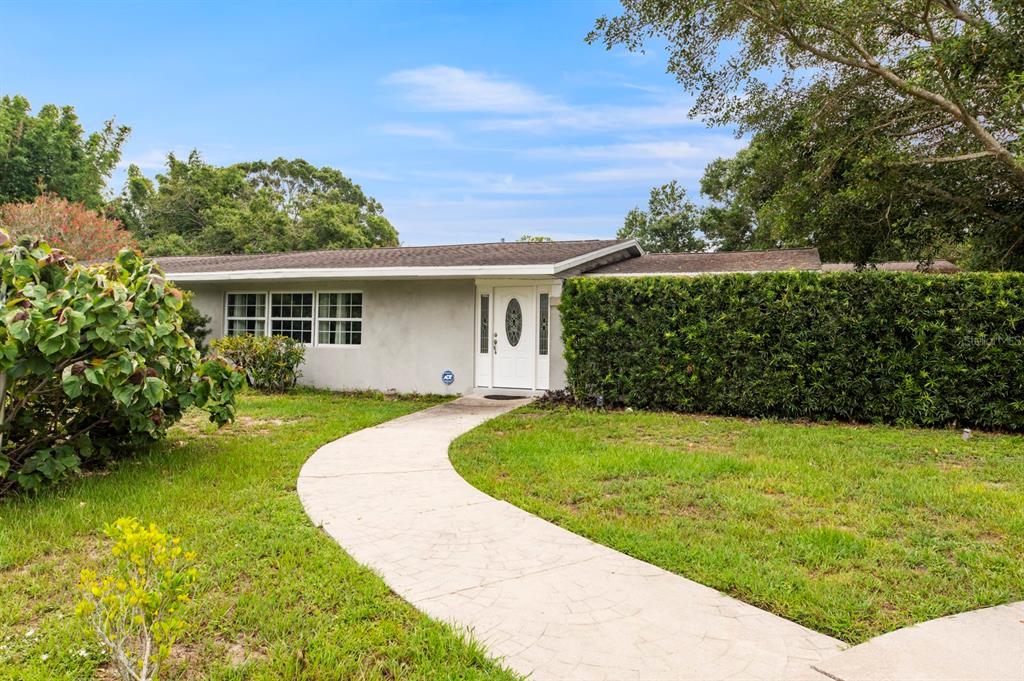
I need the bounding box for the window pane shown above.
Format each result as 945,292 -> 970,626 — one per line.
318,293 -> 338,319
227,293 -> 266,319
271,293 -> 313,319
227,318 -> 265,337
271,319 -> 312,343
319,292 -> 362,320
268,293 -> 313,343
318,320 -> 361,345
505,298 -> 523,347
539,293 -> 550,356
479,295 -> 489,353
226,293 -> 267,337
342,292 -> 362,318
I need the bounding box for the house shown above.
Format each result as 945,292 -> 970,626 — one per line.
158,241 -> 821,395
822,260 -> 960,273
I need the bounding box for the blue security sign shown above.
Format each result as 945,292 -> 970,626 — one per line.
441,370 -> 456,386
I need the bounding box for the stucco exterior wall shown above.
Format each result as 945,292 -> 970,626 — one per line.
182,279 -> 477,395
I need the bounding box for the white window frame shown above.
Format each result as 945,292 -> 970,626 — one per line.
224,291 -> 268,338
268,291 -> 316,346
222,289 -> 364,348
315,290 -> 364,348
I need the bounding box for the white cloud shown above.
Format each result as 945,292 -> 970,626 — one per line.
564,163 -> 706,183
384,196 -> 618,245
521,137 -> 744,161
479,101 -> 700,133
383,64 -> 701,133
409,170 -> 564,195
384,65 -> 554,113
377,123 -> 454,142
344,167 -> 400,182
117,148 -> 176,171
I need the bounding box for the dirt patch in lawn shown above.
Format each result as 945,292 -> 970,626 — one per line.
172,412 -> 311,438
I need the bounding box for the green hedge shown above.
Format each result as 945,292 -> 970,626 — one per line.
561,272 -> 1024,430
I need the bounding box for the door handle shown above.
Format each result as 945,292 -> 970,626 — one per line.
492,331 -> 498,354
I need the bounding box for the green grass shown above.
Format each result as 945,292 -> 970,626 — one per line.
0,389 -> 518,680
450,405 -> 1024,644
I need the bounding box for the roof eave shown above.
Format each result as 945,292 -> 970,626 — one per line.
586,268 -> 819,277
166,263 -> 563,283
163,240 -> 643,283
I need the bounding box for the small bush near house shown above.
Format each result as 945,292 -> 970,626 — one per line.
561,271 -> 1024,430
76,518 -> 197,681
0,231 -> 242,496
210,335 -> 305,392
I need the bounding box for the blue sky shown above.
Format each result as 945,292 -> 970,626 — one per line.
0,0 -> 744,245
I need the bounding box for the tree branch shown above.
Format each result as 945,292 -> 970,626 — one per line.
748,8 -> 1024,188
896,150 -> 996,164
906,178 -> 1022,228
937,0 -> 989,28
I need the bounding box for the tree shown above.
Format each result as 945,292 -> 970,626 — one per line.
517,234 -> 553,242
697,147 -> 775,252
0,194 -> 137,261
114,152 -> 399,256
695,79 -> 1023,267
617,181 -> 706,252
590,1 -> 1024,268
0,233 -> 241,495
0,95 -> 129,209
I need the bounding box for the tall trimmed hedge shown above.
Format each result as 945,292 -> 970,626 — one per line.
561,272 -> 1024,430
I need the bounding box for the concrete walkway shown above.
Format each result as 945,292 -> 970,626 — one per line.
804,601 -> 1024,681
298,396 -> 842,680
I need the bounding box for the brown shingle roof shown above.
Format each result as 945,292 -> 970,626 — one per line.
156,239 -> 632,274
822,260 -> 960,273
586,248 -> 822,275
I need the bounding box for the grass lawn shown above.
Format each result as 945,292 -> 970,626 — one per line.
450,405 -> 1024,644
0,390 -> 518,680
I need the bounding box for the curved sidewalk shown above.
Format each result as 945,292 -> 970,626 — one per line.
298,396 -> 842,680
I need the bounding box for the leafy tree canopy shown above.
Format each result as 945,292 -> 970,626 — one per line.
698,84 -> 1024,267
592,1 -> 1024,269
114,152 -> 399,256
0,95 -> 129,209
517,234 -> 553,242
617,180 -> 706,252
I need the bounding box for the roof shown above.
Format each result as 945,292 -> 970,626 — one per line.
157,239 -> 641,282
586,248 -> 822,276
822,260 -> 960,274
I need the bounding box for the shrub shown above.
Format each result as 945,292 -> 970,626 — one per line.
210,335 -> 305,392
0,194 -> 136,262
561,272 -> 1024,430
76,518 -> 197,681
0,231 -> 243,495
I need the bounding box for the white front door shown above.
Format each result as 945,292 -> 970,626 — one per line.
493,287 -> 535,389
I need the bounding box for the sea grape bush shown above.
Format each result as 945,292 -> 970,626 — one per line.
0,230 -> 243,495
77,518 -> 198,681
561,272 -> 1024,430
210,335 -> 305,392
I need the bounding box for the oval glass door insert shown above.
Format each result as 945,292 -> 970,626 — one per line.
505,298 -> 523,346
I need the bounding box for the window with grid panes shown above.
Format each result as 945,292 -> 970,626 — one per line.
270,292 -> 314,343
225,293 -> 266,336
317,292 -> 362,345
